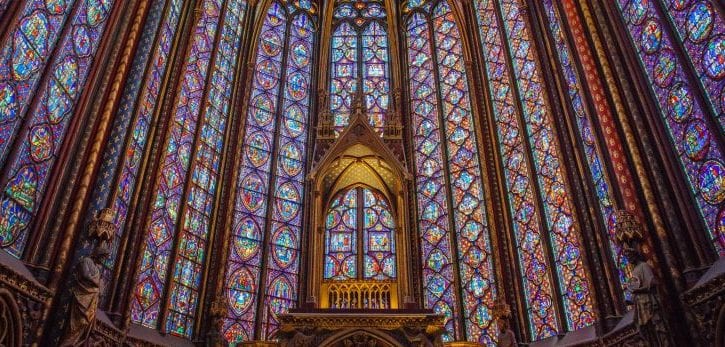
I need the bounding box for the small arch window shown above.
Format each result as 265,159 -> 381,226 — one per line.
324,186 -> 396,280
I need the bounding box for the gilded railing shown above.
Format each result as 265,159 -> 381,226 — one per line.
320,280 -> 398,309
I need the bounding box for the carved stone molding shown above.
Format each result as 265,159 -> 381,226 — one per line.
88,312 -> 126,346
276,310 -> 445,347
0,263 -> 52,304
682,259 -> 725,345
0,288 -> 23,347
0,251 -> 52,345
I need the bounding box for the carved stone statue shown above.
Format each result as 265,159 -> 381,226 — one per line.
624,245 -> 670,346
492,300 -> 516,347
59,244 -> 110,346
496,317 -> 516,347
615,210 -> 671,346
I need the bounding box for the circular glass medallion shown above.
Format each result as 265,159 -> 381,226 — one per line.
255,60 -> 279,90
667,83 -> 693,122
284,105 -> 305,137
279,142 -> 303,177
291,41 -> 310,68
20,12 -> 50,54
275,182 -> 300,221
245,132 -> 270,167
683,120 -> 710,161
45,0 -> 67,14
55,56 -> 79,95
87,0 -> 112,26
29,124 -> 53,162
686,2 -> 713,43
427,249 -> 447,272
704,35 -> 724,79
73,25 -> 91,56
653,49 -> 676,87
428,275 -> 446,298
641,20 -> 662,54
260,30 -> 283,56
286,72 -> 307,101
699,160 -> 724,204
228,268 -> 255,315
272,227 -> 297,268
233,218 -> 260,261
625,0 -> 649,25
251,95 -> 274,126
0,83 -> 17,123
241,174 -> 265,212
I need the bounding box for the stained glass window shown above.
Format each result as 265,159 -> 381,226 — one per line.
659,1 -> 723,133
616,0 -> 724,254
330,0 -> 390,135
474,0 -> 595,340
97,0 -> 184,299
0,0 -> 10,19
324,186 -> 396,281
130,0 -> 247,337
0,0 -> 117,257
363,188 -> 396,280
222,1 -> 315,343
405,1 -> 497,343
540,0 -> 628,292
325,189 -> 358,280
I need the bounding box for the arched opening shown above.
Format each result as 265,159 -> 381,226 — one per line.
319,328 -> 404,347
0,290 -> 22,347
324,185 -> 397,282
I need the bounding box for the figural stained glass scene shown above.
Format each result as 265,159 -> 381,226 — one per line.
0,0 -> 722,346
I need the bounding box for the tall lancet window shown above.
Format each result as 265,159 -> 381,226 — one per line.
540,0 -> 628,292
615,0 -> 724,254
330,0 -> 390,135
324,186 -> 397,281
222,1 -> 316,343
97,0 -> 185,298
404,1 -> 497,343
0,0 -> 117,257
130,0 -> 247,338
474,0 -> 595,340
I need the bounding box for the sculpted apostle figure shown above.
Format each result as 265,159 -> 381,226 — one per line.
624,245 -> 670,346
60,244 -> 110,346
496,317 -> 516,347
